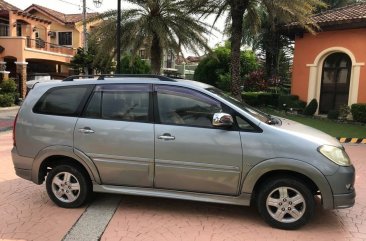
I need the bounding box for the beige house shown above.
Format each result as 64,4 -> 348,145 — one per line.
0,0 -> 97,97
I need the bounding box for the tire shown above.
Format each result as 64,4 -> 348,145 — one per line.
46,165 -> 91,208
256,177 -> 315,230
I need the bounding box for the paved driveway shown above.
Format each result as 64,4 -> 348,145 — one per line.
0,131 -> 365,241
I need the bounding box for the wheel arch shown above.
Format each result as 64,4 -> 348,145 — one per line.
32,145 -> 101,185
242,158 -> 334,209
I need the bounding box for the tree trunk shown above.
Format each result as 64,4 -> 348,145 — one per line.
229,0 -> 248,101
150,34 -> 162,75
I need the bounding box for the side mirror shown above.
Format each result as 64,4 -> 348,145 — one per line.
212,113 -> 234,127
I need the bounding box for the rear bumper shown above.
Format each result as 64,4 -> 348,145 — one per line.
14,167 -> 32,181
333,189 -> 356,209
12,147 -> 33,181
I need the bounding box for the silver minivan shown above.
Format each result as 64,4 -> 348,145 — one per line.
12,75 -> 355,229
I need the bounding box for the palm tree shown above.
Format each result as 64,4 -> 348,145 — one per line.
199,0 -> 325,100
243,0 -> 327,81
89,0 -> 213,74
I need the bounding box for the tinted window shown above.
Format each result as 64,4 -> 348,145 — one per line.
84,84 -> 150,122
156,85 -> 222,127
235,115 -> 255,131
34,86 -> 89,116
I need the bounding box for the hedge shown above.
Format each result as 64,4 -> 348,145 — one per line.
242,92 -> 306,110
242,92 -> 279,107
351,104 -> 366,123
278,95 -> 306,110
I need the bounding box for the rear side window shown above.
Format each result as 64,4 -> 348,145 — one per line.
34,86 -> 90,116
83,84 -> 151,122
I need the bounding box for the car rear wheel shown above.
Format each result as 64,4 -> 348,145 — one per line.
256,177 -> 315,229
46,165 -> 91,208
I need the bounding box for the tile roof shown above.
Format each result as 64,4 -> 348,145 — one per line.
0,0 -> 20,11
0,0 -> 51,24
311,2 -> 366,26
25,4 -> 98,25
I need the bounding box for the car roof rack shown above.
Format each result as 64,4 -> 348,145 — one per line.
62,74 -> 176,82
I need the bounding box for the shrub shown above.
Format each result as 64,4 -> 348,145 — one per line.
339,104 -> 351,120
0,93 -> 15,107
0,79 -> 17,107
0,79 -> 17,93
327,110 -> 339,120
194,44 -> 259,89
351,103 -> 366,123
216,73 -> 231,92
303,99 -> 318,116
245,70 -> 268,92
120,55 -> 151,74
242,92 -> 279,107
277,95 -> 306,110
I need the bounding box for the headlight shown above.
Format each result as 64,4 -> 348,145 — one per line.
318,145 -> 352,166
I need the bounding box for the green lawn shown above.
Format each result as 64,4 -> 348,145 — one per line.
260,108 -> 366,138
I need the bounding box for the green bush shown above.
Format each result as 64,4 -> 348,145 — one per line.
0,79 -> 17,107
351,103 -> 366,123
0,93 -> 15,107
194,43 -> 259,89
277,95 -> 306,110
339,104 -> 351,120
120,55 -> 151,74
303,99 -> 318,116
0,79 -> 17,93
242,92 -> 279,107
327,110 -> 339,120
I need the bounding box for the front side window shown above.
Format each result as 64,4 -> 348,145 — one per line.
83,84 -> 151,122
58,32 -> 72,46
206,87 -> 270,124
34,86 -> 89,116
156,85 -> 222,128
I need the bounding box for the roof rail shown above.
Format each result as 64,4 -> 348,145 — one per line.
62,74 -> 176,82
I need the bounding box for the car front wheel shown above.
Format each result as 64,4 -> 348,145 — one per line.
46,165 -> 91,208
256,177 -> 315,229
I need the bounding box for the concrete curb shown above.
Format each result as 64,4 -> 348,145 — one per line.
337,137 -> 366,144
0,106 -> 20,113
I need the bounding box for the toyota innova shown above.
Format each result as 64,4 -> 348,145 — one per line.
12,75 -> 355,229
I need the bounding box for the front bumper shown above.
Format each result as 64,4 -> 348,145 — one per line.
333,190 -> 356,209
325,165 -> 356,209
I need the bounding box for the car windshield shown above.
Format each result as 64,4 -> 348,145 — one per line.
206,87 -> 271,123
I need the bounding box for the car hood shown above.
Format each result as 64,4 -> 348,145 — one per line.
275,117 -> 342,147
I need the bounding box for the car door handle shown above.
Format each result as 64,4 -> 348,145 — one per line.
78,127 -> 95,134
158,133 -> 175,141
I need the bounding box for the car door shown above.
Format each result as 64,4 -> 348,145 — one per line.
153,85 -> 243,195
74,84 -> 154,187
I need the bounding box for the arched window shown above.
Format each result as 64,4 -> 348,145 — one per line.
319,53 -> 351,114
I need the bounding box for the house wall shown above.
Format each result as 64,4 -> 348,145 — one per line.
27,12 -> 82,49
292,28 -> 366,104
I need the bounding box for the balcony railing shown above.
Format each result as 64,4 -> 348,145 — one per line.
26,37 -> 75,55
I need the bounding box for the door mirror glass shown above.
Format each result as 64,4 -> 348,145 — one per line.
212,113 -> 233,127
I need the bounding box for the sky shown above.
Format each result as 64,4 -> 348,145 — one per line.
6,0 -> 226,55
